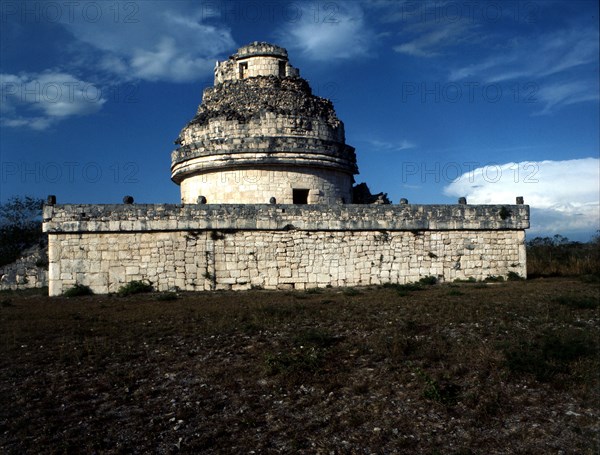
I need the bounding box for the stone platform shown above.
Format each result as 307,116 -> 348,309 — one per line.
43,203 -> 529,295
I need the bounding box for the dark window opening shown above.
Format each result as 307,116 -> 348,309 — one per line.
293,189 -> 310,204
278,61 -> 286,78
239,62 -> 248,79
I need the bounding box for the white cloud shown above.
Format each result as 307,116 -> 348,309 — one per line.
276,3 -> 375,61
58,2 -> 236,83
443,158 -> 600,235
0,72 -> 106,130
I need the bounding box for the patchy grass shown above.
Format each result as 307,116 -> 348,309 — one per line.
502,329 -> 598,382
342,287 -> 361,296
554,295 -> 599,309
447,289 -> 465,296
156,291 -> 178,301
0,278 -> 598,454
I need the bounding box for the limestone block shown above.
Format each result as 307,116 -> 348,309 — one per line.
125,266 -> 140,275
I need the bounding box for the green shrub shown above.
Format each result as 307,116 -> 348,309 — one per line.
117,280 -> 153,297
454,277 -> 477,283
507,271 -> 524,281
342,287 -> 360,296
63,284 -> 94,297
382,282 -> 424,292
419,275 -> 437,285
484,275 -> 505,282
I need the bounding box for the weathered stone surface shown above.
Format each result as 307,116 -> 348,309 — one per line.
0,241 -> 48,291
45,225 -> 527,296
43,203 -> 530,233
171,42 -> 357,204
187,77 -> 341,129
43,203 -> 529,296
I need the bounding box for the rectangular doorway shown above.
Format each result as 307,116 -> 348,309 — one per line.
239,62 -> 248,79
293,189 -> 309,204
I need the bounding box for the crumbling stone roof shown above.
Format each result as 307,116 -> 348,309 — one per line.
171,42 -> 358,185
186,76 -> 341,129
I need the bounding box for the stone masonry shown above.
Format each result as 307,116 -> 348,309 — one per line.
0,242 -> 48,291
42,42 -> 530,295
43,204 -> 528,296
171,42 -> 356,204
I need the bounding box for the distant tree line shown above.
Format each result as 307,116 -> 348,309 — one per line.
526,233 -> 600,279
0,196 -> 45,267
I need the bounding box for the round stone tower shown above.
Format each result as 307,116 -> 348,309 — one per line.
171,42 -> 358,204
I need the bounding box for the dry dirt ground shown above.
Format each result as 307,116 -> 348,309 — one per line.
1,278 -> 598,454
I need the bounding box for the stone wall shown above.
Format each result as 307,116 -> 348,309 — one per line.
179,167 -> 353,204
172,74 -> 356,205
43,203 -> 529,296
0,242 -> 48,291
214,42 -> 300,84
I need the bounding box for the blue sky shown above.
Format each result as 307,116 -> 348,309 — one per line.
1,0 -> 598,240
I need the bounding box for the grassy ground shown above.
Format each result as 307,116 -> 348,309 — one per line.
0,278 -> 598,454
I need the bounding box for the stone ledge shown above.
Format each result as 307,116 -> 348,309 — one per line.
43,204 -> 530,233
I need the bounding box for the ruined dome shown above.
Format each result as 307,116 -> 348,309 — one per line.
171,42 -> 358,204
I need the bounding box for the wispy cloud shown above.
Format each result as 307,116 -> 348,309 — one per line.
534,79 -> 600,115
0,72 -> 106,130
366,139 -> 416,152
446,26 -> 599,113
366,0 -> 481,57
449,27 -> 599,83
58,2 -> 236,83
393,20 -> 477,57
443,158 -> 600,235
276,3 -> 375,61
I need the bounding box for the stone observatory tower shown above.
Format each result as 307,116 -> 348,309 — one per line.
171,42 -> 358,204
